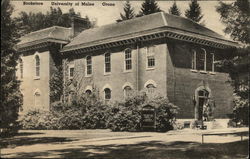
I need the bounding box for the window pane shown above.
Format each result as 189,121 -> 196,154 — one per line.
70,67 -> 74,77
206,53 -> 214,72
105,53 -> 111,73
125,49 -> 132,70
196,49 -> 205,70
148,56 -> 155,67
105,88 -> 111,100
35,56 -> 40,77
86,56 -> 92,75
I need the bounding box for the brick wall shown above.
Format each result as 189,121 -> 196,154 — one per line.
166,41 -> 234,118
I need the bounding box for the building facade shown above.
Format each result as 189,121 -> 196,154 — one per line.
17,12 -> 238,119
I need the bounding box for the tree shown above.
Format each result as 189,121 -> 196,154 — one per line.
169,1 -> 181,16
117,1 -> 135,22
216,0 -> 249,126
185,0 -> 204,23
216,0 -> 249,44
1,0 -> 23,135
15,7 -> 93,36
138,0 -> 161,17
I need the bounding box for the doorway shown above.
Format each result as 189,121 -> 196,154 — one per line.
195,89 -> 209,120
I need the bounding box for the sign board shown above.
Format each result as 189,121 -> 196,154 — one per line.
141,105 -> 156,131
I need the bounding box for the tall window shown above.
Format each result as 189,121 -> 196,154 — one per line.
196,48 -> 206,71
104,88 -> 111,100
146,84 -> 156,94
124,86 -> 132,98
191,50 -> 196,70
125,49 -> 132,70
35,55 -> 40,77
69,66 -> 74,79
206,53 -> 215,72
86,56 -> 92,75
147,46 -> 155,68
19,59 -> 23,79
105,53 -> 111,73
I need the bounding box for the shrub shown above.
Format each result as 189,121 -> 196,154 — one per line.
228,94 -> 249,127
107,92 -> 179,132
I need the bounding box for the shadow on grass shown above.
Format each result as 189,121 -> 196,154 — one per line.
4,140 -> 249,159
0,137 -> 75,149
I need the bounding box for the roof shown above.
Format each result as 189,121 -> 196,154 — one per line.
62,12 -> 237,53
17,26 -> 72,50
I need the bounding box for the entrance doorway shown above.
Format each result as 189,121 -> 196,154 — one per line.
195,89 -> 209,120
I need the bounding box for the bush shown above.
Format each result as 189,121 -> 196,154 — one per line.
107,92 -> 179,132
228,94 -> 249,127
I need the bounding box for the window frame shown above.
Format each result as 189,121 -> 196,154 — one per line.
104,88 -> 111,101
124,48 -> 132,72
85,55 -> 92,76
68,64 -> 75,80
34,54 -> 40,79
146,46 -> 156,69
123,86 -> 133,98
19,58 -> 23,79
104,52 -> 111,75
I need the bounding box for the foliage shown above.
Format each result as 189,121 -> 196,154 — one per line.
185,0 -> 204,24
138,0 -> 161,17
169,1 -> 181,16
216,0 -> 249,44
20,92 -> 109,130
107,92 -> 179,132
117,1 -> 135,22
228,94 -> 249,127
50,66 -> 64,103
15,7 -> 93,36
1,0 -> 23,135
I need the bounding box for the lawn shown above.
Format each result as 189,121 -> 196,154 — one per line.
1,129 -> 249,159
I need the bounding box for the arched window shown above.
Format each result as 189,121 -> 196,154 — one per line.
85,89 -> 92,95
35,55 -> 40,77
146,46 -> 155,68
124,86 -> 132,98
124,48 -> 132,70
34,90 -> 41,108
191,50 -> 196,70
86,56 -> 92,75
206,53 -> 215,72
146,84 -> 156,94
19,59 -> 23,79
197,48 -> 206,71
104,88 -> 111,100
104,53 -> 111,73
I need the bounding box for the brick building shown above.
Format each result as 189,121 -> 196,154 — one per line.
17,12 -> 238,119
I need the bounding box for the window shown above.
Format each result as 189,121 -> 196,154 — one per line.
124,86 -> 132,98
125,49 -> 132,70
86,56 -> 92,75
191,50 -> 196,70
196,48 -> 206,71
146,84 -> 156,94
35,55 -> 40,77
34,91 -> 41,108
19,59 -> 23,79
69,66 -> 74,79
206,53 -> 215,72
104,53 -> 111,73
147,46 -> 155,68
85,89 -> 92,95
104,88 -> 111,100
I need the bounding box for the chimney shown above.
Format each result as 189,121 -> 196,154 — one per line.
71,16 -> 89,38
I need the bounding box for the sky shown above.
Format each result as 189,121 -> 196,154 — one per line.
10,0 -> 234,39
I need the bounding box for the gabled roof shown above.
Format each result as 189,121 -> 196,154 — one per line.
17,26 -> 72,51
62,12 -> 238,53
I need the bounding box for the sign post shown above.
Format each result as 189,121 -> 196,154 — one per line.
141,105 -> 156,131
